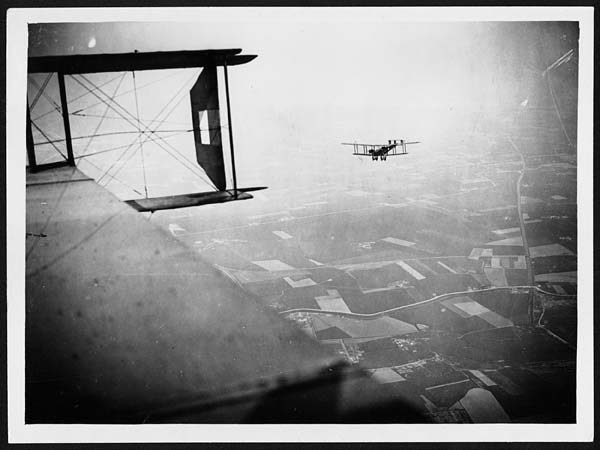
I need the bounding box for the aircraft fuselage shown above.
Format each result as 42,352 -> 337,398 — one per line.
369,144 -> 403,161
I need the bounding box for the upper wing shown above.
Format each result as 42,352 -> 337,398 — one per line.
28,49 -> 257,74
342,143 -> 383,156
341,142 -> 384,147
27,48 -> 266,212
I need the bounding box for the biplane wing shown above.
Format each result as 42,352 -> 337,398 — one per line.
341,142 -> 384,147
25,165 -> 426,423
27,49 -> 256,74
26,48 -> 265,209
24,48 -> 427,423
125,186 -> 268,212
342,140 -> 420,157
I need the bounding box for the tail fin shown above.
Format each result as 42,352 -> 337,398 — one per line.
190,66 -> 226,191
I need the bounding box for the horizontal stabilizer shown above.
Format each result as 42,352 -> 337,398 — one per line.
125,187 -> 267,212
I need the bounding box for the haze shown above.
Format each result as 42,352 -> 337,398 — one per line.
28,20 -> 541,196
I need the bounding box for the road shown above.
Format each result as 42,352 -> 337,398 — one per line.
279,285 -> 573,320
507,137 -> 536,324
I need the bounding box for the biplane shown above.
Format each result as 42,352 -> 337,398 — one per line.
26,48 -> 266,212
342,139 -> 420,160
24,47 -> 427,424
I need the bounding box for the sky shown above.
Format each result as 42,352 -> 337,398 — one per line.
26,16 -> 578,198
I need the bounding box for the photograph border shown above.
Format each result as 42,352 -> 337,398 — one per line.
5,5 -> 595,444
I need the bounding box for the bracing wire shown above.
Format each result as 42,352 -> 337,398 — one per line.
25,70 -> 203,256
72,70 -> 219,191
132,70 -> 149,198
78,123 -> 224,189
31,70 -> 184,123
28,73 -> 53,111
53,70 -> 193,192
79,72 -> 128,159
79,154 -> 144,196
129,71 -> 221,190
98,138 -> 145,186
78,131 -> 201,194
76,72 -> 213,189
68,70 -> 186,117
77,69 -> 216,189
34,126 -> 227,146
31,73 -> 124,122
30,120 -> 69,161
70,112 -> 191,127
69,74 -> 186,186
74,130 -> 190,160
109,129 -> 217,192
28,75 -> 62,114
72,71 -> 219,192
52,71 -> 140,194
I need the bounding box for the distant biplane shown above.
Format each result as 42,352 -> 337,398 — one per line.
26,48 -> 266,212
342,139 -> 420,161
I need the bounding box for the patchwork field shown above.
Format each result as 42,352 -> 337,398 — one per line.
149,126 -> 577,424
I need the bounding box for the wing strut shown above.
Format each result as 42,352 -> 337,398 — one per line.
57,72 -> 76,167
26,103 -> 37,168
27,73 -> 76,173
223,58 -> 238,199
